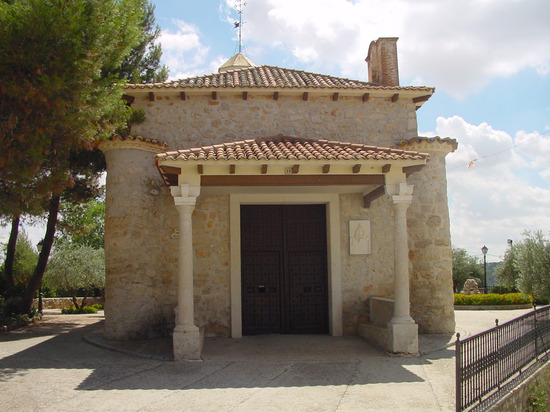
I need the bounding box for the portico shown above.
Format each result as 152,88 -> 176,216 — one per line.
157,136 -> 428,360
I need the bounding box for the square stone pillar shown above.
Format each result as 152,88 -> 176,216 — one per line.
171,184 -> 203,361
386,183 -> 418,354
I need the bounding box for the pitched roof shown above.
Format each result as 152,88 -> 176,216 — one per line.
156,136 -> 430,162
125,65 -> 434,92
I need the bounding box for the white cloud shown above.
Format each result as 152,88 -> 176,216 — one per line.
158,21 -> 211,80
515,130 -> 550,174
432,116 -> 550,260
214,0 -> 550,98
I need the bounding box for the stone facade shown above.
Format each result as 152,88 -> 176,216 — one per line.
340,193 -> 395,334
131,94 -> 419,149
103,146 -> 178,339
192,195 -> 231,336
102,39 -> 457,349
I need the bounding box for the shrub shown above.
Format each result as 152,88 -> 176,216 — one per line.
454,293 -> 533,306
61,306 -> 98,314
491,285 -> 519,294
534,297 -> 550,306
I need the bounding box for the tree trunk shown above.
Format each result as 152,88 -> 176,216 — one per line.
2,215 -> 20,296
19,195 -> 60,315
72,294 -> 80,309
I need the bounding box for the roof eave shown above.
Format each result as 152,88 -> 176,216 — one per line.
123,86 -> 435,106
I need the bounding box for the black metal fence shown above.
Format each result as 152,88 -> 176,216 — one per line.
455,305 -> 550,411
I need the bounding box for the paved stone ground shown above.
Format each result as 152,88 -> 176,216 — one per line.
0,309 -> 532,411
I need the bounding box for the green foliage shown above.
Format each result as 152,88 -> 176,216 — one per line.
0,0 -> 150,314
61,305 -> 98,314
0,296 -> 39,328
0,232 -> 38,291
452,246 -> 483,292
57,198 -> 105,249
495,231 -> 550,301
10,232 -> 37,287
490,285 -> 518,294
43,243 -> 105,303
0,0 -> 144,217
515,231 -> 550,299
106,0 -> 169,84
495,245 -> 520,289
526,367 -> 550,411
454,293 -> 533,306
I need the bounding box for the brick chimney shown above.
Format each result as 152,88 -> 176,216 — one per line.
366,37 -> 399,87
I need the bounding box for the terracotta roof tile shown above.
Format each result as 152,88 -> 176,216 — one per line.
399,136 -> 458,152
126,65 -> 434,92
155,136 -> 430,163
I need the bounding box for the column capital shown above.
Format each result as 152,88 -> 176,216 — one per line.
386,183 -> 413,205
170,184 -> 201,207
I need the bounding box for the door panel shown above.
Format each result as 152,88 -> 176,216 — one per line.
287,251 -> 328,332
241,204 -> 328,334
241,252 -> 282,334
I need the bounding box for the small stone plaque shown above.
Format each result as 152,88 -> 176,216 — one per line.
349,220 -> 371,255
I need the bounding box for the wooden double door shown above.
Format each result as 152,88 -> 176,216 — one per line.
241,204 -> 328,335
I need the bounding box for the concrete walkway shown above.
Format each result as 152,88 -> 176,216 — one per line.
0,309 -> 533,411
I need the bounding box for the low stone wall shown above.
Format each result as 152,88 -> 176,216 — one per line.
369,297 -> 394,327
357,323 -> 388,351
357,297 -> 393,350
489,361 -> 550,411
33,297 -> 104,310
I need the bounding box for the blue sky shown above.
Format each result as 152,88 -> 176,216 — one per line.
3,0 -> 549,264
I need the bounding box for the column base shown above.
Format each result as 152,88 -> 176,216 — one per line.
388,322 -> 418,354
173,325 -> 204,361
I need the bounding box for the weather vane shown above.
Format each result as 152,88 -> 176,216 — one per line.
234,0 -> 246,54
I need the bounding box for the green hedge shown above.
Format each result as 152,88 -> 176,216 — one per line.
454,293 -> 533,306
61,306 -> 98,314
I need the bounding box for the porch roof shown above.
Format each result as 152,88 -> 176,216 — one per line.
155,136 -> 430,207
156,135 -> 429,163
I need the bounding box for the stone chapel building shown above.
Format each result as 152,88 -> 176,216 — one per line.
99,37 -> 457,360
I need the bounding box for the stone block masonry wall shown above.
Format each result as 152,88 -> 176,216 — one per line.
339,193 -> 395,334
130,94 -> 419,149
33,297 -> 104,310
103,147 -> 179,340
192,195 -> 231,337
407,150 -> 455,333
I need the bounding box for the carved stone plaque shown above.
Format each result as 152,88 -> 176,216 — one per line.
349,220 -> 371,255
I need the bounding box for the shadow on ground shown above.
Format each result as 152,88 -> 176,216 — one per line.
0,314 -> 454,392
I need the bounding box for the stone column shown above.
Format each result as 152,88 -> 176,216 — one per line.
386,183 -> 418,353
171,184 -> 203,361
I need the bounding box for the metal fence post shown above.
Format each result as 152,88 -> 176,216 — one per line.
455,332 -> 462,412
533,306 -> 539,359
495,319 -> 501,389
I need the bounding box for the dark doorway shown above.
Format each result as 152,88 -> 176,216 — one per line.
241,204 -> 328,335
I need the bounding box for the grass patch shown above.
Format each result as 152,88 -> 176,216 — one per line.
527,366 -> 550,411
454,293 -> 533,306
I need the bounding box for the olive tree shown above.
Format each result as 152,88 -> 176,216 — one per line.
44,243 -> 105,309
